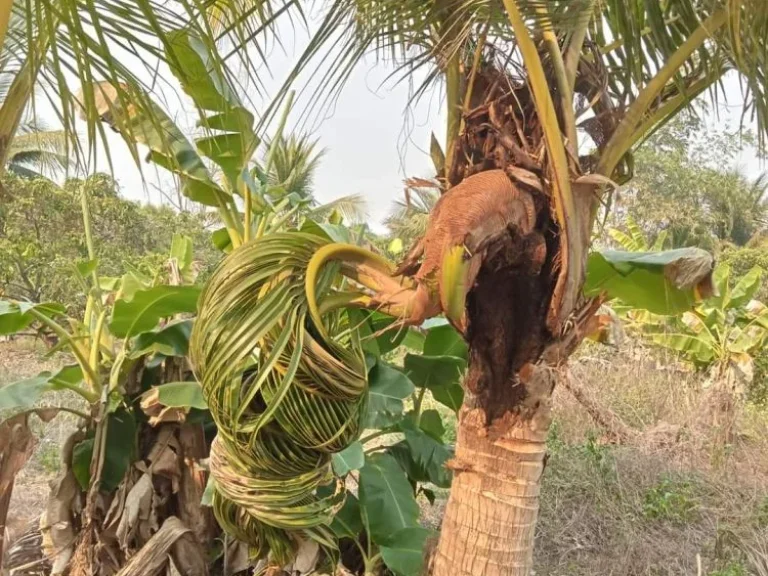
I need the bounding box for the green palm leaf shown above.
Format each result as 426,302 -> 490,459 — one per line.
265,134 -> 325,200
307,194 -> 367,223
190,232 -> 375,562
6,122 -> 70,177
0,0 -> 296,171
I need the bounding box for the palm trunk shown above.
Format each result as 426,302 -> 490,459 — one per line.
433,398 -> 551,575
424,56 -> 600,574
429,261 -> 594,576
427,210 -> 564,576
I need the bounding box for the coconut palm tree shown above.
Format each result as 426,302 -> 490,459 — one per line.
6,120 -> 69,178
0,16 -> 69,178
384,178 -> 441,245
192,2 -> 767,574
262,133 -> 367,223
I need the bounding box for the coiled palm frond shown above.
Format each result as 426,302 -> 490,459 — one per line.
190,232 -> 394,563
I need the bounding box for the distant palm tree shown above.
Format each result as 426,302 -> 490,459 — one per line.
0,16 -> 69,178
6,120 -> 69,178
713,171 -> 768,246
264,134 -> 367,223
384,178 -> 441,245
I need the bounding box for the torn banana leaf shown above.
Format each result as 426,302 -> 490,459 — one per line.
584,248 -> 715,315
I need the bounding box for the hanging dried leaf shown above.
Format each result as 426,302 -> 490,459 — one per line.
115,473 -> 154,552
40,470 -> 80,576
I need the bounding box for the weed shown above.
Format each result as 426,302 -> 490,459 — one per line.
709,561 -> 748,576
441,412 -> 457,444
756,496 -> 768,527
35,440 -> 61,474
580,430 -> 609,466
642,476 -> 698,523
546,420 -> 566,455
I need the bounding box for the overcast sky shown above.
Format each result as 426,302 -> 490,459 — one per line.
55,17 -> 765,233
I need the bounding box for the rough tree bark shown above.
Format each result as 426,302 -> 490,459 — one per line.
433,375 -> 552,574
430,229 -> 566,576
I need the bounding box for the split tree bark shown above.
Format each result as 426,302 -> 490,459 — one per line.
425,195 -> 571,575
421,63 -> 600,569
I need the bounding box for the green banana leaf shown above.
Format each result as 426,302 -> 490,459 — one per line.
647,332 -> 717,364
110,285 -> 201,339
584,248 -> 715,314
0,365 -> 83,410
0,301 -> 65,336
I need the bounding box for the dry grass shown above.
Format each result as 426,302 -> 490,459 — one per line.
536,341 -> 768,575
418,340 -> 768,575
0,339 -> 63,386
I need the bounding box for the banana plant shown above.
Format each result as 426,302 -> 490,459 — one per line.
647,265 -> 768,396
0,29 -> 305,574
609,215 -> 670,252
598,217 -> 689,335
0,0 -> 284,179
0,216 -> 210,574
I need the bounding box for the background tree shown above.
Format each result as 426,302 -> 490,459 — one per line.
384,179 -> 441,248
5,121 -> 69,179
260,134 -> 367,224
0,173 -> 218,312
609,117 -> 767,251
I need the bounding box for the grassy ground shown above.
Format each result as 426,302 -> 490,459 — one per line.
4,338 -> 768,574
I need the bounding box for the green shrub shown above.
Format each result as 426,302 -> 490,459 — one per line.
35,440 -> 61,474
642,476 -> 698,523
